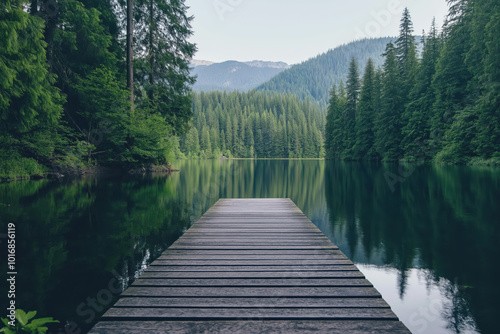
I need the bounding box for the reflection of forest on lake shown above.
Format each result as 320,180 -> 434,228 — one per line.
0,160 -> 498,333
0,176 -> 192,333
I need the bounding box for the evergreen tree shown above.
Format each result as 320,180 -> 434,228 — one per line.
181,91 -> 324,159
200,125 -> 212,156
135,0 -> 197,135
325,84 -> 346,159
376,42 -> 403,161
342,57 -> 361,159
469,0 -> 500,159
431,0 -> 474,163
0,0 -> 64,172
402,20 -> 441,161
395,8 -> 419,106
354,58 -> 377,159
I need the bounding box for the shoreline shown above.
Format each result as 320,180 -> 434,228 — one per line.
0,164 -> 180,183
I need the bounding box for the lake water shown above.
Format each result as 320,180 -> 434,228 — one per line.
0,160 -> 499,333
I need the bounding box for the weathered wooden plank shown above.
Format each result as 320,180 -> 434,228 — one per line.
173,237 -> 330,241
181,232 -> 327,236
101,307 -> 398,320
184,230 -> 326,234
158,254 -> 348,260
168,245 -> 339,250
145,265 -> 358,272
150,260 -> 353,266
161,249 -> 343,255
89,320 -> 411,334
121,287 -> 382,298
181,229 -> 321,233
131,278 -> 372,287
89,198 -> 409,333
114,297 -> 389,308
140,271 -> 366,279
172,241 -> 332,244
194,219 -> 315,223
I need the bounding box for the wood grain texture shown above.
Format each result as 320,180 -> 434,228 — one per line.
89,198 -> 410,333
89,320 -> 410,334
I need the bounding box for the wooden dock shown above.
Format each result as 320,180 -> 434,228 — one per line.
90,199 -> 410,333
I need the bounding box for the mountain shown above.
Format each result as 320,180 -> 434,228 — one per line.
191,60 -> 215,67
256,38 -> 396,106
191,60 -> 290,92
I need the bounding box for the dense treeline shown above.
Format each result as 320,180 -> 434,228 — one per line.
257,38 -> 393,106
325,2 -> 500,165
179,91 -> 326,158
0,0 -> 195,179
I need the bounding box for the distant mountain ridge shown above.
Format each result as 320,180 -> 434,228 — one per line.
191,60 -> 290,92
256,38 -> 396,106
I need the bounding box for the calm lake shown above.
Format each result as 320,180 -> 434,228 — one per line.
1,160 -> 499,333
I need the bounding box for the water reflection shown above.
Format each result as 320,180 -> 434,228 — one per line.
172,160 -> 499,334
0,176 -> 191,333
323,162 -> 500,334
0,160 -> 498,334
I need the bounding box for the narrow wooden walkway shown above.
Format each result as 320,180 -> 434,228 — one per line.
90,199 -> 410,333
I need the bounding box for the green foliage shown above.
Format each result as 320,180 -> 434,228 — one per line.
376,42 -> 403,161
342,58 -> 361,159
257,38 -> 394,106
0,2 -> 64,176
324,4 -> 500,164
134,0 -> 196,136
0,4 -> 64,134
1,0 -> 196,178
124,107 -> 174,163
180,91 -> 325,159
0,148 -> 47,180
354,59 -> 377,160
401,20 -> 441,161
1,309 -> 58,334
73,66 -> 129,163
325,84 -> 346,159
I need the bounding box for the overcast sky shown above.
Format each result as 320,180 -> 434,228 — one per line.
185,0 -> 449,65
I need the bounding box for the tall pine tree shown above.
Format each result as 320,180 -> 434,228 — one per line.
376,42 -> 403,161
342,57 -> 361,159
0,0 -> 64,172
354,58 -> 377,160
401,20 -> 442,161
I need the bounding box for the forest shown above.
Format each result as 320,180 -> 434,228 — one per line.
2,0 -> 499,181
325,0 -> 500,165
0,0 -> 195,179
257,37 -> 393,107
179,91 -> 325,159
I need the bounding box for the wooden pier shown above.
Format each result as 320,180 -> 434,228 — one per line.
90,199 -> 410,333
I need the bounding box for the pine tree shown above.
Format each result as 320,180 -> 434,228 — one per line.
395,8 -> 419,106
376,42 -> 403,161
200,125 -> 212,156
135,0 -> 197,135
401,20 -> 441,161
343,57 -> 361,159
469,0 -> 500,159
0,0 -> 64,166
325,84 -> 346,159
354,58 -> 377,160
431,0 -> 474,163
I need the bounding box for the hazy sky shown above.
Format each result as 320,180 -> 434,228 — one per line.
185,0 -> 449,65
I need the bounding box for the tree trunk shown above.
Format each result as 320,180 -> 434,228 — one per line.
149,0 -> 154,100
30,0 -> 38,14
127,0 -> 134,108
